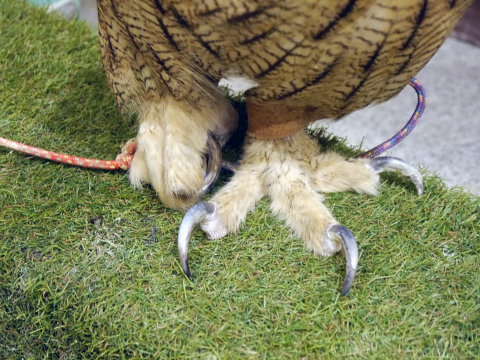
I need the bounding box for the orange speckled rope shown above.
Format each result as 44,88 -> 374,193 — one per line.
0,137 -> 136,170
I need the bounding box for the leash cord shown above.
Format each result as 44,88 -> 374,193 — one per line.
359,77 -> 426,158
0,137 -> 136,170
0,78 -> 426,169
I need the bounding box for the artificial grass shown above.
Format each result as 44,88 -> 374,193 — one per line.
1,1 -> 479,358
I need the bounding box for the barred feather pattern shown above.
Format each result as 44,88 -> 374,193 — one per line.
97,0 -> 471,137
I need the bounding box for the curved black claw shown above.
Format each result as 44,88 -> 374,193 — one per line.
327,224 -> 359,296
202,136 -> 222,194
370,156 -> 423,195
178,201 -> 227,278
178,202 -> 216,278
221,160 -> 240,173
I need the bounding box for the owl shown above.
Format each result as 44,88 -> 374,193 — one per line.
97,0 -> 471,294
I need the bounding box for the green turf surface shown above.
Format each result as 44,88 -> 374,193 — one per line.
1,1 -> 479,358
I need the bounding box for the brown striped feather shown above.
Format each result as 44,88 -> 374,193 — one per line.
97,0 -> 472,137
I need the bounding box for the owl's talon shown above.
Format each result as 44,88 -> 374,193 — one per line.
327,224 -> 358,296
202,136 -> 222,194
202,136 -> 241,193
369,156 -> 424,195
178,202 -> 227,278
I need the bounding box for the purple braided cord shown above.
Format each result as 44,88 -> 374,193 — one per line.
358,78 -> 426,158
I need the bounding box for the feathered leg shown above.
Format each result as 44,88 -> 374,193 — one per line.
129,96 -> 238,209
178,131 -> 422,295
208,167 -> 264,236
254,132 -> 343,255
309,151 -> 423,195
267,178 -> 341,256
309,152 -> 380,195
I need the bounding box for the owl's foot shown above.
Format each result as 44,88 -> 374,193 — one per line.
128,97 -> 238,209
178,131 -> 423,295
